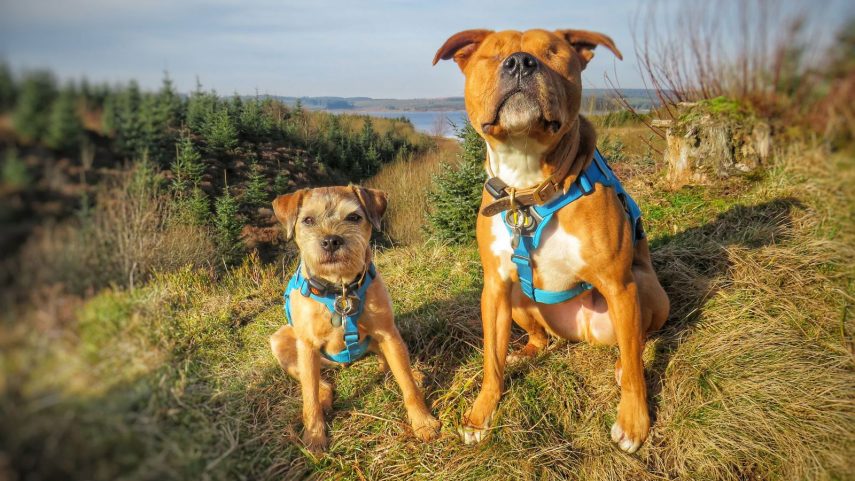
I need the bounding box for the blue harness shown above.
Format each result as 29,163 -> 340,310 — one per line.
499,149 -> 645,304
284,264 -> 376,363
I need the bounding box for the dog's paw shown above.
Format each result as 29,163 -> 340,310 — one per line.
457,410 -> 494,445
506,343 -> 541,366
610,421 -> 642,453
319,383 -> 334,413
411,413 -> 441,442
411,368 -> 426,388
610,403 -> 649,454
302,430 -> 328,453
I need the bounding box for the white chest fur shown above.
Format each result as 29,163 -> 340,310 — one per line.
486,136 -> 549,188
489,214 -> 587,288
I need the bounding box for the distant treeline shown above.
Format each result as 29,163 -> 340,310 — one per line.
0,63 -> 426,182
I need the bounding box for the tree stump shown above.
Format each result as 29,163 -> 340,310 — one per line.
655,100 -> 771,189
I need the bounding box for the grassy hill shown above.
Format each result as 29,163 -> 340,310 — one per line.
2,113 -> 853,480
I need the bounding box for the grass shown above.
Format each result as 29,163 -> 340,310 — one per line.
1,125 -> 854,480
365,138 -> 458,245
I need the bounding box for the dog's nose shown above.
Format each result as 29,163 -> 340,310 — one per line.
502,52 -> 538,78
320,235 -> 344,252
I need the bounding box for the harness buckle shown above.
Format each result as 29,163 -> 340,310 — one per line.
333,294 -> 360,316
531,177 -> 556,204
510,253 -> 531,265
484,177 -> 509,199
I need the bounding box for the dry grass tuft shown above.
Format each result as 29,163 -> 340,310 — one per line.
14,163 -> 216,297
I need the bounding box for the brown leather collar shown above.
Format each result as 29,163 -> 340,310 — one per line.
480,120 -> 581,217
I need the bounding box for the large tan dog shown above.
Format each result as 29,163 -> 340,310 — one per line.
433,29 -> 669,452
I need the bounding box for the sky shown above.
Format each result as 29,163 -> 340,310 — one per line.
0,0 -> 852,98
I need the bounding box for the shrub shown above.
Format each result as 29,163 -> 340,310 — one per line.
426,121 -> 486,244
599,133 -> 626,163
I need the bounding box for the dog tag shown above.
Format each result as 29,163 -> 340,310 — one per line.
511,227 -> 521,249
330,312 -> 343,327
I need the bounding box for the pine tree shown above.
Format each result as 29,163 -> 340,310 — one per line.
114,81 -> 145,160
363,143 -> 380,177
243,161 -> 268,207
12,70 -> 57,143
228,93 -> 243,119
100,91 -> 116,135
291,98 -> 306,140
44,83 -> 83,153
1,149 -> 30,189
186,79 -> 215,133
273,171 -> 289,194
426,121 -> 487,243
176,186 -> 210,227
157,73 -> 183,129
360,117 -> 377,148
204,107 -> 239,154
239,97 -> 273,142
171,133 -> 205,192
214,186 -> 244,262
0,62 -> 16,113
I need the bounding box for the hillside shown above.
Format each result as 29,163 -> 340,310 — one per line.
2,110 -> 853,479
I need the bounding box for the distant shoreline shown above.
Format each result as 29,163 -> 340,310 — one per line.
261,89 -> 660,113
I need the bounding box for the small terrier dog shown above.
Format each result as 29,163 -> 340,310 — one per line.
269,185 -> 440,452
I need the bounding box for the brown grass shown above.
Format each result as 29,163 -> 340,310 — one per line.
15,162 -> 216,297
365,138 -> 459,245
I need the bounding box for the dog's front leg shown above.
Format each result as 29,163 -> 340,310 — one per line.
599,273 -> 650,454
296,338 -> 327,452
460,275 -> 513,444
375,328 -> 441,441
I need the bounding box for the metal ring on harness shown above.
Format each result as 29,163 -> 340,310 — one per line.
506,208 -> 535,230
333,295 -> 360,316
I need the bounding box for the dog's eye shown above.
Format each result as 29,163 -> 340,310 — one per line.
301,216 -> 315,226
345,213 -> 362,223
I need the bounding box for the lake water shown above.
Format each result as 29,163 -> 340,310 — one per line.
330,110 -> 469,138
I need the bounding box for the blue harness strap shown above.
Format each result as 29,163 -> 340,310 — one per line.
284,264 -> 376,364
504,149 -> 645,304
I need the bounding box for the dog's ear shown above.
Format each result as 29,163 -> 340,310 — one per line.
352,186 -> 387,231
272,189 -> 307,240
433,29 -> 493,71
556,29 -> 623,69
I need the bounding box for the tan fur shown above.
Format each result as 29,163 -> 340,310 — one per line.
435,28 -> 670,453
270,186 -> 439,452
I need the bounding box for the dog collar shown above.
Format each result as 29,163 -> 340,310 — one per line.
283,263 -> 377,364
